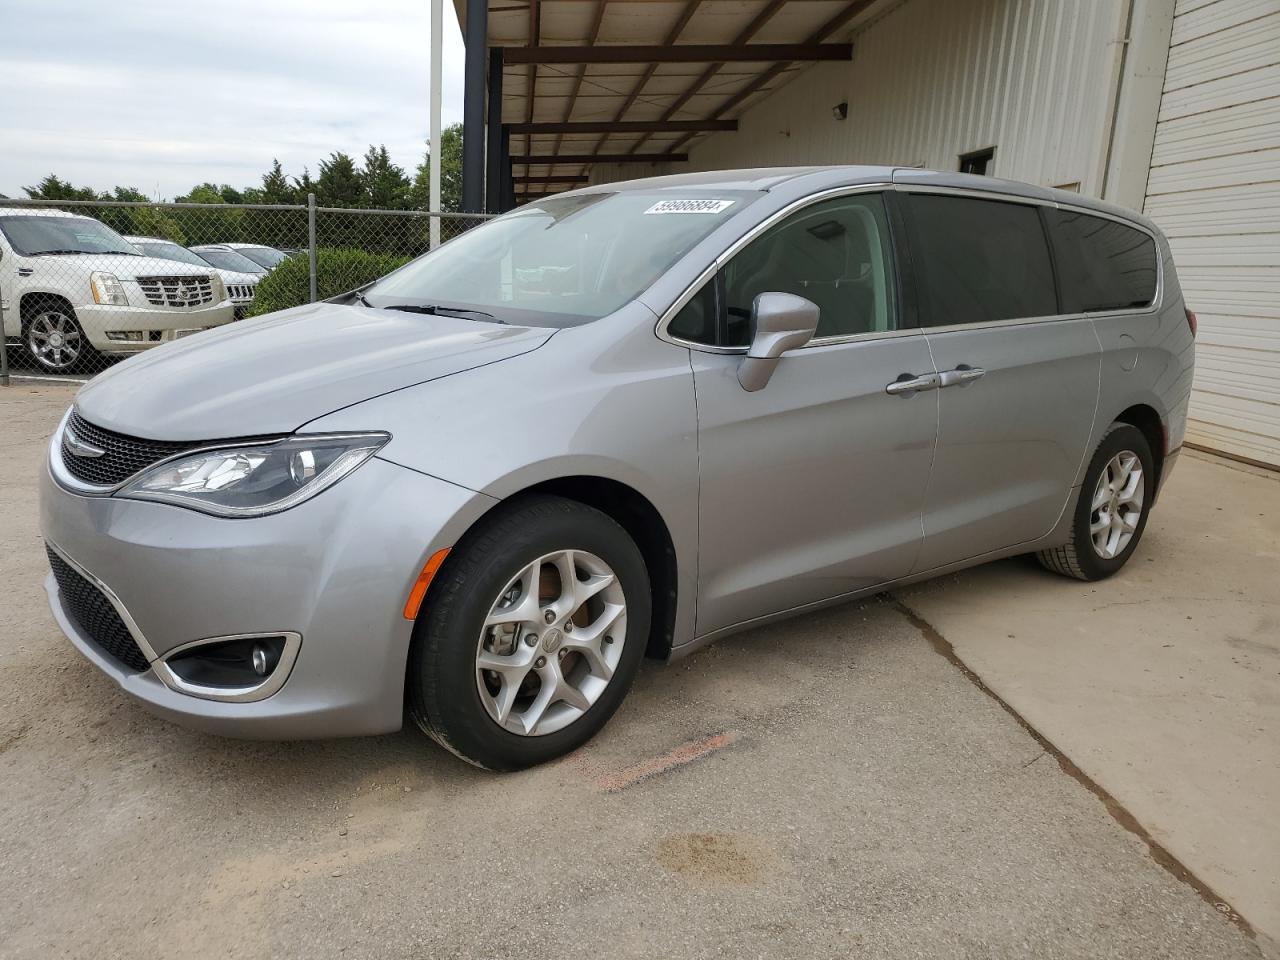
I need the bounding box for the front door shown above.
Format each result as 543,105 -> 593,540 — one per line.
684,191 -> 939,637
900,190 -> 1100,570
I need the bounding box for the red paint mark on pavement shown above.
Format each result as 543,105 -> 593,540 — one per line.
594,731 -> 737,793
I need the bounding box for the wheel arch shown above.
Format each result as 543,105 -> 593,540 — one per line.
510,476 -> 679,660
1113,403 -> 1166,493
19,291 -> 78,324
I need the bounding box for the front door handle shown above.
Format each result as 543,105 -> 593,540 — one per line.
885,372 -> 941,397
938,365 -> 986,388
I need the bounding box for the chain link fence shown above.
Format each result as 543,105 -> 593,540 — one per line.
0,197 -> 491,382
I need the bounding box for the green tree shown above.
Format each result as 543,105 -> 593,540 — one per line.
361,144 -> 410,209
294,167 -> 317,201
409,123 -> 464,212
260,159 -> 293,204
23,174 -> 99,201
316,152 -> 364,208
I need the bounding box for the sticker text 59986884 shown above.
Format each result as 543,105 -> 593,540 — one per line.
644,199 -> 736,215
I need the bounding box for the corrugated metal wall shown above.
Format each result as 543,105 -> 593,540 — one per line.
1143,0 -> 1280,467
669,0 -> 1126,192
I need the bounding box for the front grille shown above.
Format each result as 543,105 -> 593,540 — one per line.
61,411 -> 204,487
136,275 -> 215,308
46,546 -> 150,673
227,283 -> 255,302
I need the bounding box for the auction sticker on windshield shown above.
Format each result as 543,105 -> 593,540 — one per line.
644,199 -> 735,215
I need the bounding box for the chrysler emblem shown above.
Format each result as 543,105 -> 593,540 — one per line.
64,427 -> 106,458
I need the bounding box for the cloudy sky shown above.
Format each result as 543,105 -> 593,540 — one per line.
0,0 -> 468,199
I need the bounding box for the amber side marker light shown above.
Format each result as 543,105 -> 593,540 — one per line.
404,548 -> 451,620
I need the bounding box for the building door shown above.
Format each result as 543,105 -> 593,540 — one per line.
1143,0 -> 1280,467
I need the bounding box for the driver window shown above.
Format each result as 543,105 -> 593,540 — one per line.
722,193 -> 897,345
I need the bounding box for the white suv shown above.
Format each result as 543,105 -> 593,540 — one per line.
0,208 -> 234,373
125,236 -> 259,319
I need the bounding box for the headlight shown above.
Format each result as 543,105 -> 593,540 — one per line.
116,433 -> 389,517
90,272 -> 129,306
210,274 -> 227,302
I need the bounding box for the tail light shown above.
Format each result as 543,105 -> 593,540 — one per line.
1185,307 -> 1198,338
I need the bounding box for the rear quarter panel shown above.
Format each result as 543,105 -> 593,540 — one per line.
1084,233 -> 1194,486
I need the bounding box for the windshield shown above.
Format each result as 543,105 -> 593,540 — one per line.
194,247 -> 267,274
235,245 -> 288,268
132,241 -> 210,268
364,190 -> 758,326
0,215 -> 139,257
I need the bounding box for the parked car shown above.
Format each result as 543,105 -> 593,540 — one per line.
188,244 -> 268,276
217,241 -> 288,270
40,168 -> 1193,770
125,236 -> 259,319
0,208 -> 233,373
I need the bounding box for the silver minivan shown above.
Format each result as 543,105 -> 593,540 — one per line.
40,167 -> 1195,770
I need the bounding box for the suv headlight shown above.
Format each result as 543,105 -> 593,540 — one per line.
117,433 -> 389,517
210,274 -> 227,302
90,272 -> 129,306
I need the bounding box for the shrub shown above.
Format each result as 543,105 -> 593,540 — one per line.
248,247 -> 412,317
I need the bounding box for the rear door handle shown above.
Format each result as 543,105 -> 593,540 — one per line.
885,372 -> 941,397
938,365 -> 986,388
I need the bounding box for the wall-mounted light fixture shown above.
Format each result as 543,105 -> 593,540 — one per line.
832,101 -> 849,121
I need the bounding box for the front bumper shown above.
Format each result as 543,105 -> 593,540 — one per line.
40,448 -> 496,739
78,300 -> 235,353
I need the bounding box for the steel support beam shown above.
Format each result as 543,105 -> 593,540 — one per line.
461,0 -> 487,212
510,120 -> 736,134
500,125 -> 514,212
512,153 -> 689,164
503,43 -> 851,64
486,47 -> 504,214
513,175 -> 589,184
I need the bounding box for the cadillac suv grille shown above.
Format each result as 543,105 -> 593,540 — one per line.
136,275 -> 215,308
60,411 -> 203,487
46,546 -> 150,673
227,283 -> 255,302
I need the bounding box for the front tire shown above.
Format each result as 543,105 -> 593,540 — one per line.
1037,423 -> 1155,581
408,495 -> 651,771
23,302 -> 97,374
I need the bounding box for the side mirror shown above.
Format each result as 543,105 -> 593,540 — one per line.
737,291 -> 819,391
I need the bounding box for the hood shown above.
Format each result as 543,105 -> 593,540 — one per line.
18,253 -> 214,281
74,301 -> 555,440
209,267 -> 260,284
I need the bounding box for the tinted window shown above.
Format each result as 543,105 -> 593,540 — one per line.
722,193 -> 897,343
1047,210 -> 1157,312
906,194 -> 1056,326
668,277 -> 718,345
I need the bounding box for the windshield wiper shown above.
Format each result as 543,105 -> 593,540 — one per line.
382,303 -> 506,324
350,289 -> 373,307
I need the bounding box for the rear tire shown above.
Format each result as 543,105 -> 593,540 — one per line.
408,494 -> 651,771
1037,423 -> 1155,581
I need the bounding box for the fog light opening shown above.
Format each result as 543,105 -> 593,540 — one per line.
165,634 -> 289,689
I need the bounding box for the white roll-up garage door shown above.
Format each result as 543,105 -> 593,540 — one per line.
1143,0 -> 1280,467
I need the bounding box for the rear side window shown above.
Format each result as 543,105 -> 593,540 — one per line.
1046,210 -> 1157,312
905,194 -> 1057,326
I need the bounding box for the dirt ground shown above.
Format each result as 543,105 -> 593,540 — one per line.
0,381 -> 1272,960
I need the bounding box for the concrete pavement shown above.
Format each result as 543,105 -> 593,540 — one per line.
900,450 -> 1280,954
0,382 -> 1271,959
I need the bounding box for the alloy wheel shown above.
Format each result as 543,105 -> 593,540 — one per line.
1089,450 -> 1145,560
27,311 -> 83,372
475,549 -> 626,737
